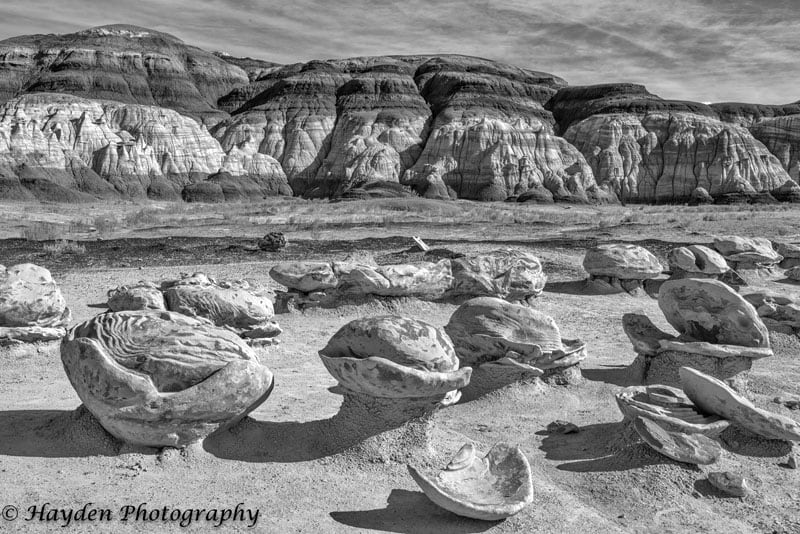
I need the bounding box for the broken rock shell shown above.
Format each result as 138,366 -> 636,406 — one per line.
407,442 -> 534,520
615,385 -> 730,436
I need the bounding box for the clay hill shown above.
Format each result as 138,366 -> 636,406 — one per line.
0,24 -> 798,204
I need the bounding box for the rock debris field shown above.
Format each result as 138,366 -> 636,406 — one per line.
1,221 -> 799,534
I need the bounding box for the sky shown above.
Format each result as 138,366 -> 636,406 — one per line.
0,0 -> 797,104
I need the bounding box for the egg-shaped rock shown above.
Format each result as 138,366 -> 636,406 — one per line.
658,278 -> 769,348
163,274 -> 274,329
0,263 -> 71,328
61,310 -> 274,447
107,281 -> 165,312
444,296 -> 567,367
319,315 -> 471,398
583,244 -> 663,280
667,245 -> 729,275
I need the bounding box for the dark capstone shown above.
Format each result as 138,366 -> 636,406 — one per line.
258,232 -> 287,251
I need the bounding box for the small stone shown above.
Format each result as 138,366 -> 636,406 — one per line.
707,471 -> 750,497
787,454 -> 797,469
547,420 -> 579,434
258,232 -> 287,251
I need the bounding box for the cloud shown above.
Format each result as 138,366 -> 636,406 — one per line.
0,0 -> 797,104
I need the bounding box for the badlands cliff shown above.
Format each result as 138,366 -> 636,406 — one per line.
0,24 -> 798,204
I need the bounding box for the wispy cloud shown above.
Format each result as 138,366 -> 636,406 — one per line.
0,0 -> 796,104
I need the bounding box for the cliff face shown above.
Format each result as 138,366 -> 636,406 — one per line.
212,54 -> 596,201
551,84 -> 795,202
564,111 -> 790,202
0,25 -> 249,126
0,93 -> 289,201
0,24 -> 798,204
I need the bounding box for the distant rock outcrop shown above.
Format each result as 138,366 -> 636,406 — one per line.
550,85 -> 791,202
0,93 -> 290,201
0,24 -> 798,204
0,25 -> 248,126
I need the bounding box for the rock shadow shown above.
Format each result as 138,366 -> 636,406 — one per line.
719,426 -> 793,458
329,489 -> 498,534
203,417 -> 351,463
581,364 -> 639,387
542,280 -> 592,296
0,408 -> 123,458
692,479 -> 742,499
538,421 -> 676,473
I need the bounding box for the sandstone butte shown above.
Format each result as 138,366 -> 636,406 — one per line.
0,24 -> 799,204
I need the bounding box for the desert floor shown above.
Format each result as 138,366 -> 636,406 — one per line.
1,199 -> 799,533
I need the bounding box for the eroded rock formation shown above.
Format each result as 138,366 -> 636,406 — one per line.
0,24 -> 248,125
1,24 -> 799,204
550,84 -> 796,203
0,263 -> 71,343
60,310 -> 275,447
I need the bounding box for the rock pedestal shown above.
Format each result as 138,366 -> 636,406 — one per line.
318,316 -> 471,461
623,279 -> 772,389
582,244 -> 662,296
444,297 -> 585,399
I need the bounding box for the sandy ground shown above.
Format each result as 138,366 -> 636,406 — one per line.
1,206 -> 800,533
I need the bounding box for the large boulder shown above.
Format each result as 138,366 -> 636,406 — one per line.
712,236 -> 782,266
658,278 -> 769,348
60,310 -> 274,447
444,297 -> 584,371
583,244 -> 662,280
447,249 -> 547,300
107,281 -> 165,312
162,274 -> 274,330
0,263 -> 71,329
269,262 -> 338,293
319,315 -> 471,400
667,245 -> 729,278
334,261 -> 453,299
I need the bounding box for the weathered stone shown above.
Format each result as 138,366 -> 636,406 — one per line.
334,260 -> 453,299
319,315 -> 471,399
667,245 -> 729,277
407,442 -> 533,521
680,367 -> 800,441
162,273 -> 274,330
0,325 -> 66,344
60,310 -> 274,447
444,296 -> 584,370
257,232 -> 286,251
0,263 -> 71,328
583,244 -> 662,280
447,249 -> 547,300
712,236 -> 782,265
624,311 -> 768,389
689,186 -> 714,206
707,472 -> 750,497
107,281 -> 165,312
269,262 -> 338,293
615,385 -> 729,436
658,278 -> 769,348
633,416 -> 722,465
